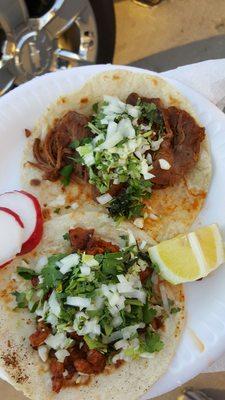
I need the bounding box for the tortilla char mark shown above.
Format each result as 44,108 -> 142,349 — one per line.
29,92 -> 205,196
1,346 -> 29,385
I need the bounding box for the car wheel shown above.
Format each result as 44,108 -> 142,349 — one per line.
0,0 -> 116,95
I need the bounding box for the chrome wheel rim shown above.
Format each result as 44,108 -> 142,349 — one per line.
0,0 -> 98,95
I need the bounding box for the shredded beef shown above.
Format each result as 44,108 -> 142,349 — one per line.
50,359 -> 64,393
64,356 -> 76,380
108,183 -> 126,197
74,359 -> 94,374
139,268 -> 152,284
69,332 -> 83,341
151,317 -> 164,330
31,111 -> 91,181
69,227 -> 94,251
87,350 -> 106,373
86,238 -> 120,255
126,92 -> 163,109
151,107 -> 205,188
29,322 -> 51,347
69,227 -> 119,254
126,92 -> 205,189
69,346 -> 86,361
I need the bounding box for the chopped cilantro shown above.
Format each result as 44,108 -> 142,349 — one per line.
63,232 -> 70,241
143,305 -> 157,324
92,102 -> 99,113
140,330 -> 164,353
138,100 -> 164,134
152,262 -> 160,274
108,179 -> 152,219
54,208 -> 60,214
84,335 -> 106,350
170,307 -> 181,314
69,139 -> 80,149
40,255 -> 64,290
17,267 -> 38,280
12,291 -> 27,308
60,164 -> 74,186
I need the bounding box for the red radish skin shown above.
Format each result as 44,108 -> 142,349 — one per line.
0,208 -> 24,266
0,207 -> 24,228
18,191 -> 43,255
0,259 -> 12,269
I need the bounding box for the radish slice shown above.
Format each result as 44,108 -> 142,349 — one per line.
0,191 -> 43,255
19,191 -> 43,255
0,208 -> 24,265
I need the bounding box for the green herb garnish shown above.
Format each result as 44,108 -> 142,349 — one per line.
60,164 -> 74,186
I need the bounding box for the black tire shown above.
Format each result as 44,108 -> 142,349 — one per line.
89,0 -> 116,64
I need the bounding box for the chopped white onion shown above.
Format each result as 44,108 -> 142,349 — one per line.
74,317 -> 101,337
96,193 -> 113,205
57,253 -> 80,274
112,314 -> 123,328
38,345 -> 49,362
83,153 -> 95,166
158,158 -> 171,170
149,212 -> 158,220
140,352 -> 154,359
114,339 -> 129,350
104,330 -> 123,344
107,121 -> 118,135
139,240 -> 147,250
46,313 -> 58,328
117,275 -> 133,293
143,172 -> 155,180
139,144 -> 150,154
83,257 -> 99,268
133,218 -> 144,229
117,118 -> 135,139
55,349 -> 70,363
49,290 -> 61,317
66,296 -> 91,309
80,265 -> 91,276
124,289 -> 146,304
159,284 -> 169,313
71,202 -> 79,210
146,153 -> 153,165
140,124 -> 151,132
36,255 -> 48,271
122,323 -> 145,340
45,333 -> 68,350
134,150 -> 142,159
126,104 -> 140,118
127,229 -> 137,246
151,138 -> 164,151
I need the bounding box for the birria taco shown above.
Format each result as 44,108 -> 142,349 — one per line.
0,209 -> 184,400
21,70 -> 211,242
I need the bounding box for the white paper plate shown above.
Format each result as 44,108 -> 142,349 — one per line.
0,65 -> 225,399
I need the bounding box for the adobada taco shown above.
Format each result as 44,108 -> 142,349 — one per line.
21,69 -> 211,242
0,209 -> 184,400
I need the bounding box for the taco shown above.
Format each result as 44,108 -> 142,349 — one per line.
21,70 -> 211,242
0,209 -> 184,400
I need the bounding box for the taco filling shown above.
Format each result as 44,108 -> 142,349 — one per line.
13,227 -> 180,393
30,93 -> 205,220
